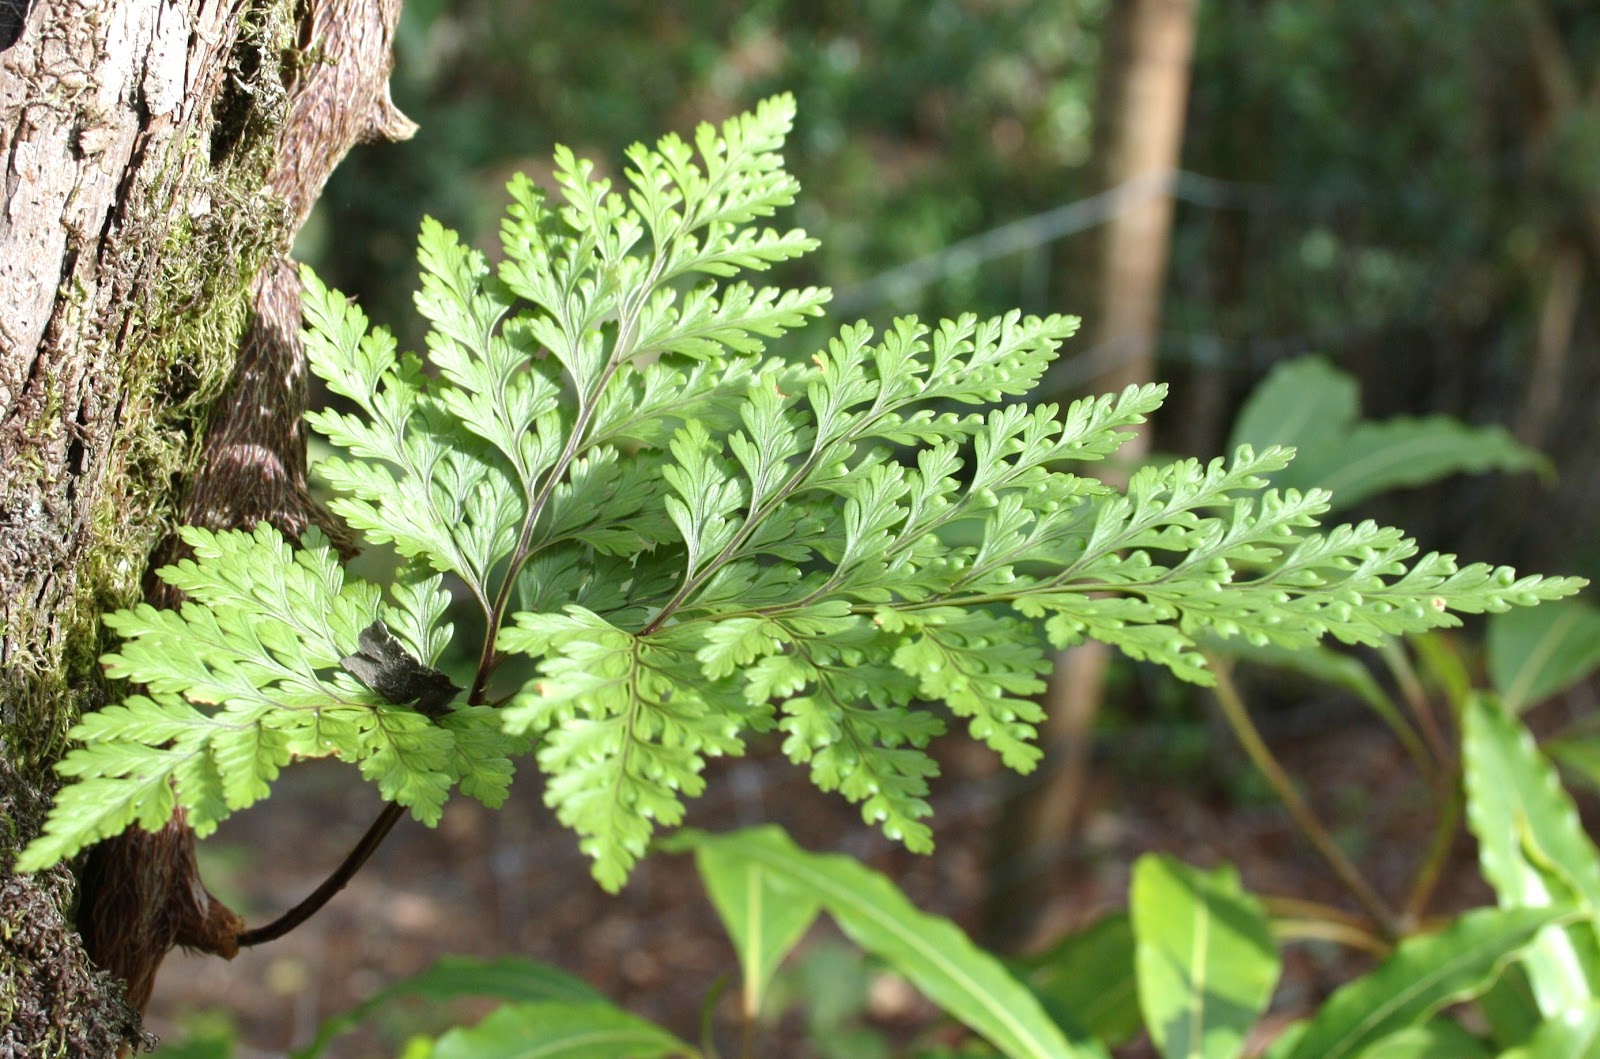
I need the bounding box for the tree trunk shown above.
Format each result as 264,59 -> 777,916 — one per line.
0,1 -> 410,1052
985,0 -> 1197,950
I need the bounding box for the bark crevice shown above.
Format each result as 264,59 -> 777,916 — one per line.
1,0 -> 409,1051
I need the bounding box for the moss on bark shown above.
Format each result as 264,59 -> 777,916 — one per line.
0,1 -> 301,1052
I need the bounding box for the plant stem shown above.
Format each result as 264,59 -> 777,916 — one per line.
1380,640 -> 1453,769
1402,782 -> 1461,927
1267,919 -> 1390,957
738,1011 -> 756,1059
235,801 -> 406,948
1261,896 -> 1391,956
469,234 -> 672,700
1261,894 -> 1379,931
1206,652 -> 1400,940
466,358 -> 619,703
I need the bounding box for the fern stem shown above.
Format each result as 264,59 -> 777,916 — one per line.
467,364 -> 621,700
1205,652 -> 1400,940
1401,781 -> 1461,927
234,801 -> 405,947
469,239 -> 670,700
1380,640 -> 1452,768
644,434 -> 832,634
645,353 -> 949,634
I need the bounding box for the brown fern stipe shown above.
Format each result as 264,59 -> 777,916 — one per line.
77,0 -> 413,1009
77,814 -> 244,1011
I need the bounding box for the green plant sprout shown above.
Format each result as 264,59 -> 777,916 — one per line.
18,95 -> 1585,906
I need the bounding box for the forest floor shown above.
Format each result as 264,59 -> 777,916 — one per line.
142,678 -> 1560,1059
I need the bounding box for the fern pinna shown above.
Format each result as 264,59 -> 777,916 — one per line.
21,95 -> 1584,894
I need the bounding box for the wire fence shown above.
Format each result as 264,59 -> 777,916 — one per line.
828,165 -> 1497,397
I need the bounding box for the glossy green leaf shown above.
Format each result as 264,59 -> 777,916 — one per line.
1273,907 -> 1567,1059
690,834 -> 822,1018
1229,356 -> 1548,511
667,826 -> 1085,1059
1267,1024 -> 1307,1057
294,956 -> 605,1059
1024,912 -> 1141,1045
1464,694 -> 1600,1014
1409,632 -> 1472,716
1350,1019 -> 1490,1058
1478,962 -> 1542,1050
1229,356 -> 1356,458
1488,600 -> 1600,713
428,1002 -> 694,1059
1498,1006 -> 1600,1059
1131,855 -> 1280,1059
1289,416 -> 1548,510
1545,737 -> 1600,799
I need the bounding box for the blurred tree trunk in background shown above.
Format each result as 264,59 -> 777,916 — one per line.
0,1 -> 408,1052
1514,0 -> 1597,452
986,0 -> 1197,950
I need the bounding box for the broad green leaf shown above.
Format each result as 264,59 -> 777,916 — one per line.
1463,694 -> 1600,1014
1022,912 -> 1141,1045
1273,907 -> 1568,1059
1350,1019 -> 1490,1058
1229,356 -> 1548,511
1545,738 -> 1600,799
1478,963 -> 1542,1050
1409,632 -> 1473,716
1497,1005 -> 1600,1059
690,836 -> 822,1018
1229,356 -> 1357,456
666,826 -> 1085,1059
295,956 -> 603,1059
1290,416 -> 1548,510
1131,855 -> 1280,1059
1268,1024 -> 1308,1057
1488,600 -> 1600,713
428,1002 -> 695,1059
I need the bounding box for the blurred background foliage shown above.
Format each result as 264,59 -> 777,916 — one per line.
300,0 -> 1600,580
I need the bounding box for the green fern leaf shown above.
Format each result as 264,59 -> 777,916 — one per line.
21,95 -> 1587,895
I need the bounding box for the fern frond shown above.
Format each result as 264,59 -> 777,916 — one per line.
22,96 -> 1586,894
18,526 -> 497,871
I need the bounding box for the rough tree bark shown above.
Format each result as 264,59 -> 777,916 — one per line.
0,0 -> 409,1053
